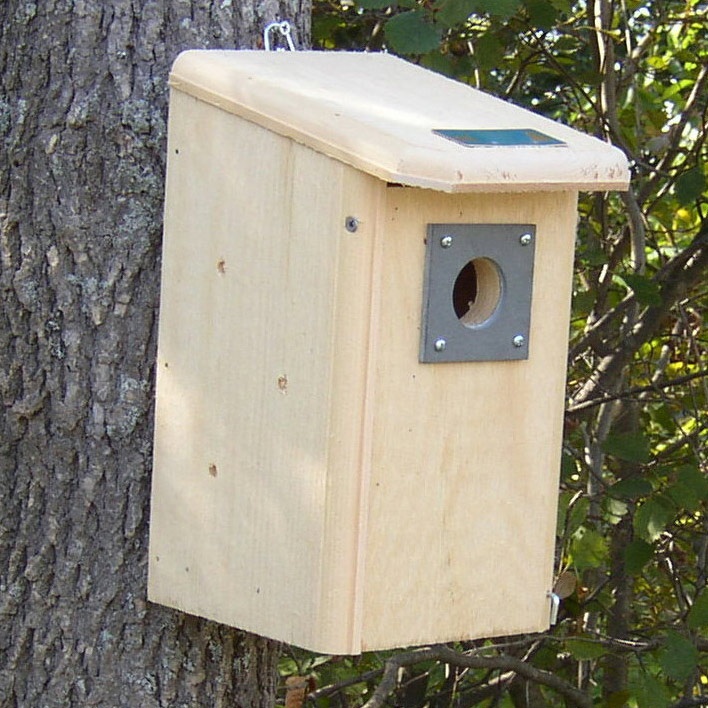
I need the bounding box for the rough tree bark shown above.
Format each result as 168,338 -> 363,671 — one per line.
0,2 -> 310,706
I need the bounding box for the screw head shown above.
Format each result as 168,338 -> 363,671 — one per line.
519,233 -> 532,246
512,334 -> 525,348
345,216 -> 359,233
434,338 -> 447,352
440,235 -> 453,248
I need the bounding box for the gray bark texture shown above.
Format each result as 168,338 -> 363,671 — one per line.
0,1 -> 310,706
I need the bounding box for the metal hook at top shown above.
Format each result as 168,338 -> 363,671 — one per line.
263,20 -> 296,51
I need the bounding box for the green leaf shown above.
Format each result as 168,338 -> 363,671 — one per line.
473,0 -> 521,19
572,289 -> 596,315
634,496 -> 675,542
566,637 -> 607,660
650,404 -> 677,434
621,273 -> 663,306
420,51 -> 461,78
666,465 -> 708,513
384,11 -> 441,54
647,55 -> 669,70
609,478 -> 653,500
570,527 -> 608,570
602,432 -> 651,463
687,591 -> 708,629
436,0 -> 476,26
678,464 -> 708,500
566,496 -> 589,534
356,0 -> 397,8
556,490 -> 572,533
523,0 -> 559,27
624,538 -> 654,574
579,246 -> 608,266
675,166 -> 706,205
473,31 -> 505,68
659,631 -> 698,682
560,452 -> 578,478
547,0 -> 571,10
605,496 -> 628,524
631,672 -> 670,708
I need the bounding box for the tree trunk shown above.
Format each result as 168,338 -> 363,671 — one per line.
0,2 -> 310,705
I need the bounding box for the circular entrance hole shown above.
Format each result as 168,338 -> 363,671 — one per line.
453,258 -> 502,327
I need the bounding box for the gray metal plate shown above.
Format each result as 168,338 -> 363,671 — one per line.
433,128 -> 566,147
420,224 -> 536,363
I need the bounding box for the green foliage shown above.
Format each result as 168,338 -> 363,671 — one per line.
570,526 -> 609,570
675,166 -> 707,205
565,636 -> 608,660
660,631 -> 699,682
624,538 -> 654,574
295,0 -> 708,704
634,495 -> 676,542
687,591 -> 708,629
630,671 -> 672,708
602,431 -> 652,463
620,273 -> 663,307
384,10 -> 441,53
435,0 -> 476,26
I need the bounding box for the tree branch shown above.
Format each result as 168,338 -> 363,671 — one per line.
360,645 -> 593,708
570,226 -> 708,410
639,64 -> 708,204
566,368 -> 708,414
569,221 -> 708,362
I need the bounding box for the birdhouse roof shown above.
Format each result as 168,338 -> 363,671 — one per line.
169,50 -> 629,194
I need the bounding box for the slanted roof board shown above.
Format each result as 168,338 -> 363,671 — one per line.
170,51 -> 629,193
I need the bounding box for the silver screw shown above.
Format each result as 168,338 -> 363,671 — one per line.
513,334 -> 525,347
519,233 -> 532,246
345,216 -> 359,233
440,235 -> 453,248
434,338 -> 447,352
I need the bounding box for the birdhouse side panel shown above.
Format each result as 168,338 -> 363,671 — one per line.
148,91 -> 375,651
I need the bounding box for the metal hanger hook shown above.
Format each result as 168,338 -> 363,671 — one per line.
263,20 -> 296,51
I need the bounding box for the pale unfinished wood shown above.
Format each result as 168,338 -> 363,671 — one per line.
148,89 -> 383,653
149,52 -> 616,654
359,189 -> 577,650
170,50 -> 629,194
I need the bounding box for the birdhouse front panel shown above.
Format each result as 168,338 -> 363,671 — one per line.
358,188 -> 578,650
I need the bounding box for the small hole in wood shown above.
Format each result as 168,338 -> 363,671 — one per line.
453,258 -> 502,327
208,463 -> 217,477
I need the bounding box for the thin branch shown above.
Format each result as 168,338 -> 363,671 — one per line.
639,64 -> 708,204
570,228 -> 708,410
566,368 -> 708,414
360,645 -> 593,708
621,186 -> 647,273
306,667 -> 384,703
569,221 -> 708,363
669,698 -> 708,708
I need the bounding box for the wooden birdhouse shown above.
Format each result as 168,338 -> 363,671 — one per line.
148,51 -> 629,654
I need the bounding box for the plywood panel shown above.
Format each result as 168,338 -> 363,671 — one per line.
360,189 -> 577,650
148,90 -> 382,652
170,51 -> 629,193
